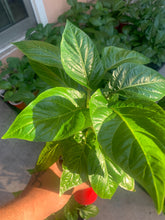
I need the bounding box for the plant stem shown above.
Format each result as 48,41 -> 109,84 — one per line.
86,89 -> 91,108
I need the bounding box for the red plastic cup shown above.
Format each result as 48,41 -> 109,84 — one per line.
74,187 -> 97,205
8,101 -> 26,110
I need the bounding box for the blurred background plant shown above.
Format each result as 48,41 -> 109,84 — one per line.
0,56 -> 50,105
1,0 -> 165,108
26,0 -> 165,69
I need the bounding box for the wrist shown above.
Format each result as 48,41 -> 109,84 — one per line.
22,185 -> 72,219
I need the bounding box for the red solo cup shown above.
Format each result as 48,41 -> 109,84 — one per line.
74,187 -> 97,205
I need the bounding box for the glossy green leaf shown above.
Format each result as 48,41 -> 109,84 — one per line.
13,40 -> 62,69
119,173 -> 135,191
60,138 -> 88,195
60,166 -> 83,196
87,141 -> 120,199
90,90 -> 165,214
108,63 -> 165,101
79,205 -> 99,219
87,127 -> 135,194
89,90 -> 110,135
2,87 -> 91,142
34,141 -> 62,173
61,20 -> 104,89
102,46 -> 150,71
29,59 -> 81,89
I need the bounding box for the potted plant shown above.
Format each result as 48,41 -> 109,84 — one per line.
0,56 -> 50,109
28,0 -> 165,70
25,0 -> 165,70
2,21 -> 165,218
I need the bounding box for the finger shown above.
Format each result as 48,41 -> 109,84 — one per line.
50,161 -> 62,178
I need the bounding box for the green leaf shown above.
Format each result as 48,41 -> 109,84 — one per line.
119,173 -> 135,191
89,90 -> 110,135
5,90 -> 35,104
64,209 -> 78,220
155,30 -> 165,45
2,87 -> 91,142
0,80 -> 12,90
51,196 -> 80,220
7,57 -> 20,69
108,63 -> 165,101
64,198 -> 79,220
87,141 -> 120,199
33,141 -> 62,173
90,90 -> 165,214
4,91 -> 14,101
61,20 -> 104,89
67,0 -> 77,6
13,41 -> 62,69
102,46 -> 150,71
60,138 -> 88,195
29,60 -> 81,90
79,205 -> 99,219
89,17 -> 103,26
60,165 -> 83,195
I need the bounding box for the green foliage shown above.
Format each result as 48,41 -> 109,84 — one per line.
13,41 -> 62,69
102,46 -> 150,71
47,196 -> 98,220
0,56 -> 49,104
2,21 -> 165,217
78,204 -> 99,219
90,89 -> 165,213
29,60 -> 80,90
61,21 -> 104,89
119,0 -> 165,68
60,137 -> 89,195
2,87 -> 91,141
104,63 -> 165,101
25,0 -> 165,68
25,23 -> 64,46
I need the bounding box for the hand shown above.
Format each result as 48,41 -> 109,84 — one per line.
0,161 -> 91,220
23,160 -> 90,196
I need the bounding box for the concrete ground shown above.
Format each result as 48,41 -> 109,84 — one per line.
0,64 -> 165,219
0,100 -> 44,207
159,64 -> 165,77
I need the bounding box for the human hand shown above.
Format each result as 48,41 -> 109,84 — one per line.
23,160 -> 90,195
0,161 -> 91,220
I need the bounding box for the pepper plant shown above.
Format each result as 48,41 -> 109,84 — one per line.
2,21 -> 165,217
25,0 -> 165,69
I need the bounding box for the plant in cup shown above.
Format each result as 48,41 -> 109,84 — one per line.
2,21 -> 165,218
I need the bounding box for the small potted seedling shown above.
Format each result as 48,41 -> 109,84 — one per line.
0,56 -> 49,109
